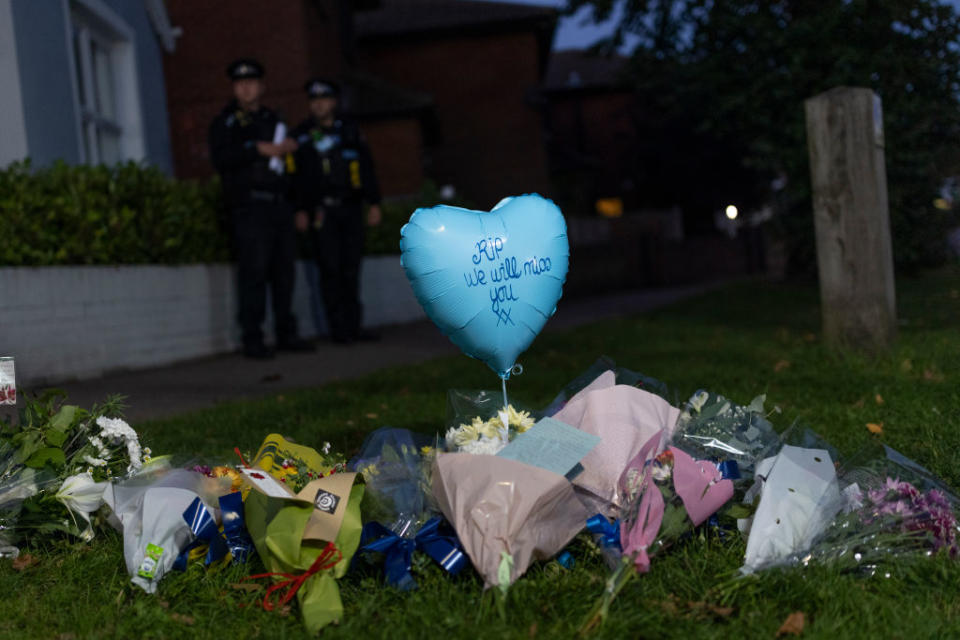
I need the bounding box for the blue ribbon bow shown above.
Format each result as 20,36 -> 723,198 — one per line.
358,516 -> 467,590
173,497 -> 227,571
586,513 -> 621,551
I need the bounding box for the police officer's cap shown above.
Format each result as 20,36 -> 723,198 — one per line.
304,77 -> 340,99
227,58 -> 264,81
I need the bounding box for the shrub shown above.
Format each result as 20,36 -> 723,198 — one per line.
0,160 -> 229,266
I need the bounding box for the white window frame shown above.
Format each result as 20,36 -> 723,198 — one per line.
65,0 -> 145,165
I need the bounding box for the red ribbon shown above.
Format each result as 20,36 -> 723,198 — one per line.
243,541 -> 341,611
234,447 -> 251,469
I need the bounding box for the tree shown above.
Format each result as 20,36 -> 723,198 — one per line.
568,0 -> 960,272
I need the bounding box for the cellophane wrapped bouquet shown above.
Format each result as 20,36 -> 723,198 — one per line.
443,389 -> 536,455
1,391 -> 151,553
794,443 -> 959,571
581,432 -> 734,632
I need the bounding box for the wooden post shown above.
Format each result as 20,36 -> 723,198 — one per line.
804,87 -> 897,351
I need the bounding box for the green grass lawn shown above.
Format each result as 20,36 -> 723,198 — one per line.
2,269 -> 959,639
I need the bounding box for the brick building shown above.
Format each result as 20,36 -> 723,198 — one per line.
540,50 -> 640,214
353,0 -> 556,206
161,0 -> 557,205
162,0 -> 344,181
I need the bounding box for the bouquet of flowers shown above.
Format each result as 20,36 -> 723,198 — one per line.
242,433 -> 363,634
0,390 -> 151,550
792,444 -> 959,572
350,427 -> 467,590
581,432 -> 734,632
443,402 -> 536,455
672,390 -> 781,477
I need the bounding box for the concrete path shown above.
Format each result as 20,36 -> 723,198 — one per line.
37,285 -> 710,424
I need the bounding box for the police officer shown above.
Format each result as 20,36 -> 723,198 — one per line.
292,78 -> 382,344
208,58 -> 314,359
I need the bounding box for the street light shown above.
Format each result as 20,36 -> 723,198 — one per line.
725,204 -> 739,220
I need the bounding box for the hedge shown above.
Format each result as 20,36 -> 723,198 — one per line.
0,161 -> 468,266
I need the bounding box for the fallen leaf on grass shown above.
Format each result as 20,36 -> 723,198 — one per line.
774,360 -> 791,373
875,394 -> 884,405
11,554 -> 38,571
229,582 -> 261,592
777,611 -> 805,636
923,369 -> 945,382
157,599 -> 170,609
852,397 -> 865,409
901,359 -> 913,373
365,413 -> 379,419
170,613 -> 195,626
867,422 -> 884,435
528,622 -> 538,638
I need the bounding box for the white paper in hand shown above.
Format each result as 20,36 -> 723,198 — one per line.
268,122 -> 287,174
741,445 -> 841,573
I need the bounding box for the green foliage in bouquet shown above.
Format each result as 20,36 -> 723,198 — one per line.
0,160 -> 228,266
0,391 -> 148,542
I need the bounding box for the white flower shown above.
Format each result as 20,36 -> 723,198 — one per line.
55,472 -> 107,540
460,436 -> 506,456
96,416 -> 137,442
83,455 -> 107,467
322,442 -> 331,454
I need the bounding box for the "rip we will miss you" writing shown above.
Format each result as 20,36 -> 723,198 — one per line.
463,236 -> 553,327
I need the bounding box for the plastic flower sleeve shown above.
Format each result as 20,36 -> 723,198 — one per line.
102,468 -> 227,593
740,445 -> 841,573
348,427 -> 435,535
672,390 -> 781,476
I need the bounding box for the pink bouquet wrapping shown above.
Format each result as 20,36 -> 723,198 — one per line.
550,370 -> 681,515
581,431 -> 734,632
431,452 -> 589,589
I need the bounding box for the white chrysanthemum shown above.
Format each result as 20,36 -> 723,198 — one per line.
125,440 -> 142,473
460,436 -> 506,456
83,455 -> 107,467
96,416 -> 137,443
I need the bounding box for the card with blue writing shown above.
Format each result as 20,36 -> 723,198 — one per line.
497,417 -> 600,479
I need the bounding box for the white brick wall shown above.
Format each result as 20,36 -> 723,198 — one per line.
0,257 -> 424,384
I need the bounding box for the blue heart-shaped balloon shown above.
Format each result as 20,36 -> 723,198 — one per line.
400,194 -> 568,378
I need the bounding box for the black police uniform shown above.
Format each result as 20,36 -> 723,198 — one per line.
292,104 -> 381,343
208,60 -> 302,356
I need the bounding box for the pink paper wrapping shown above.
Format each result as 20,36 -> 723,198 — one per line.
551,371 -> 681,515
431,453 -> 589,588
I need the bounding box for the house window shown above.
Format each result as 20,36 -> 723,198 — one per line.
69,1 -> 143,165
